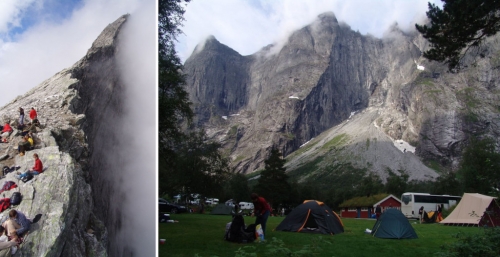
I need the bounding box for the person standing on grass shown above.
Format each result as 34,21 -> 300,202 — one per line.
419,206 -> 424,224
250,193 -> 271,236
437,204 -> 443,221
375,205 -> 382,220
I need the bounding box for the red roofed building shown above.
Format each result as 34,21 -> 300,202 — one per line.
339,194 -> 402,218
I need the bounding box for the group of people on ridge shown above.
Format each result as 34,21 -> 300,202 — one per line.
0,106 -> 44,254
0,106 -> 44,179
1,107 -> 38,144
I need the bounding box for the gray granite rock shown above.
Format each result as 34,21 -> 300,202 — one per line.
184,12 -> 500,179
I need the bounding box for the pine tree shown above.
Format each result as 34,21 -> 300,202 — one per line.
458,138 -> 500,195
254,147 -> 291,207
158,0 -> 229,198
416,0 -> 500,70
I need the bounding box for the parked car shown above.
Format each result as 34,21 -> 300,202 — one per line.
159,198 -> 188,214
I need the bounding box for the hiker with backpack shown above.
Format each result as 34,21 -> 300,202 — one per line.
250,193 -> 271,237
16,153 -> 43,180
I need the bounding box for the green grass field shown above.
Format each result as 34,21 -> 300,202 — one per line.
160,213 -> 480,257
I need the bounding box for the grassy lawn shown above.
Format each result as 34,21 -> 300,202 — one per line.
159,214 -> 481,257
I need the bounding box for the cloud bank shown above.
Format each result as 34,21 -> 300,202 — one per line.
0,0 -> 145,106
176,0 -> 443,62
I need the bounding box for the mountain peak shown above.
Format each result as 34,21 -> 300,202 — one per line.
317,11 -> 338,23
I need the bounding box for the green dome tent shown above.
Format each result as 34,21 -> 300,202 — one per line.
371,208 -> 417,239
275,200 -> 344,235
210,204 -> 234,215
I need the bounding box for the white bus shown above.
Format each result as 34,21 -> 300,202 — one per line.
401,192 -> 461,219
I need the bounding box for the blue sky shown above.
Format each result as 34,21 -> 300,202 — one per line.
2,0 -> 84,40
176,0 -> 443,63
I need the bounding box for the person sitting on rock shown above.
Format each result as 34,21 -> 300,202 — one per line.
2,210 -> 30,242
1,123 -> 12,135
21,122 -> 37,137
1,123 -> 12,142
17,136 -> 31,156
16,153 -> 43,180
0,226 -> 19,255
27,134 -> 34,148
29,107 -> 37,122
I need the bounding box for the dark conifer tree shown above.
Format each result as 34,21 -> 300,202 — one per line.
416,0 -> 500,70
254,147 -> 291,208
158,0 -> 229,198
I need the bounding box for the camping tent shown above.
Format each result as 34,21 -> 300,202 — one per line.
440,193 -> 500,227
423,210 -> 443,223
371,208 -> 418,239
275,200 -> 344,235
210,204 -> 234,215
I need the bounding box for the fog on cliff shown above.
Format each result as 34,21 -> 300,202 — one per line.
0,0 -> 155,256
176,0 -> 444,62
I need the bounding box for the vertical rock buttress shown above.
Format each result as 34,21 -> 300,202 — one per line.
70,14 -> 129,255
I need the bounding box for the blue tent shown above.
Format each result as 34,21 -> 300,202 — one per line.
371,209 -> 417,239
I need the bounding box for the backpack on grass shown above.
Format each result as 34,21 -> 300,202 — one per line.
224,214 -> 256,243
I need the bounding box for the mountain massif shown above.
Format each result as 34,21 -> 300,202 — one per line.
183,12 -> 500,181
0,15 -> 133,256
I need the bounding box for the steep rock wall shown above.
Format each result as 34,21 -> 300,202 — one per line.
184,11 -> 500,178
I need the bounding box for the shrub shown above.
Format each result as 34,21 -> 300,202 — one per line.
437,227 -> 500,257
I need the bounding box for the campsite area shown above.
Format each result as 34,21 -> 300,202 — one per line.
160,214 -> 480,257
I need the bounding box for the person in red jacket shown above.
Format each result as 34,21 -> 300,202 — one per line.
16,153 -> 43,180
29,107 -> 37,122
1,123 -> 13,142
1,123 -> 12,134
251,193 -> 271,237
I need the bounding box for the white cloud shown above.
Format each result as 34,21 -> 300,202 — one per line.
0,0 -> 144,106
0,0 -> 37,34
114,1 -> 156,255
176,0 -> 443,62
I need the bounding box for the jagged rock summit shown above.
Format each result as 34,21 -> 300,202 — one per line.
0,14 -> 129,256
184,11 -> 500,181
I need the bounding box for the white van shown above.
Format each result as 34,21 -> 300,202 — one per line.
205,198 -> 219,205
239,202 -> 254,210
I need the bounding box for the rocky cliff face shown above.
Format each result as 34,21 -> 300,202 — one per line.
183,12 -> 500,180
0,15 -> 129,256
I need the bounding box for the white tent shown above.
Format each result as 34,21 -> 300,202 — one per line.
440,193 -> 500,227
